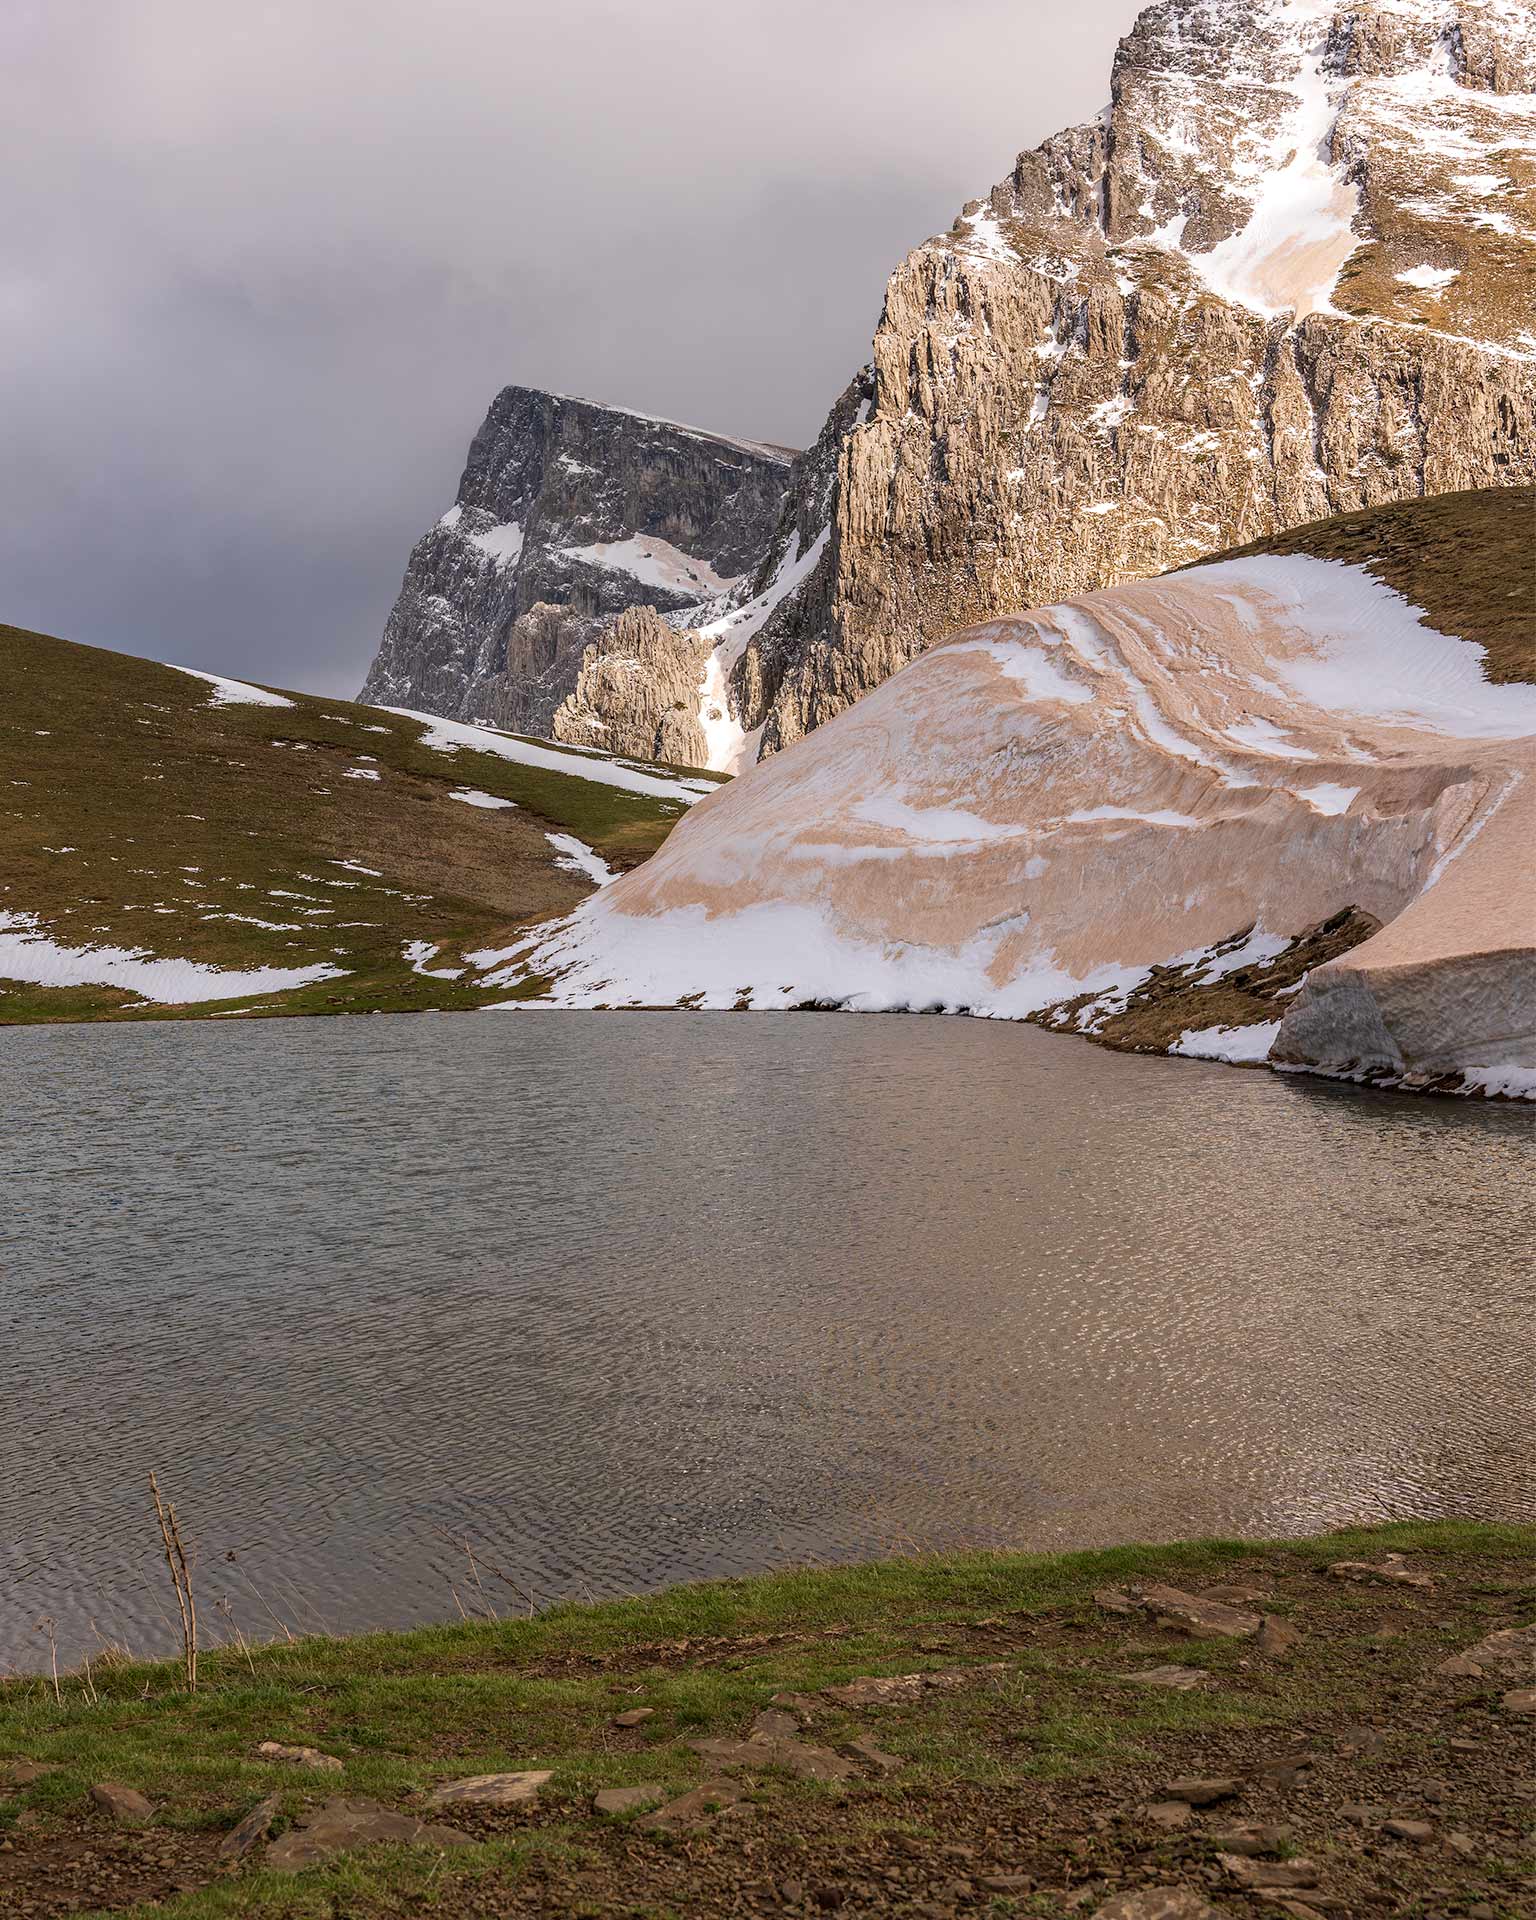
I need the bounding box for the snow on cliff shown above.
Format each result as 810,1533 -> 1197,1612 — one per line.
498,552 -> 1535,1098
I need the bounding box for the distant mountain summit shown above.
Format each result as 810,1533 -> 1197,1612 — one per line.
732,0 -> 1536,757
359,387 -> 794,763
363,0 -> 1535,764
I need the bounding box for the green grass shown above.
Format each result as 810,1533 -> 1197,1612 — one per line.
1,1519 -> 1530,1917
0,623 -> 723,1025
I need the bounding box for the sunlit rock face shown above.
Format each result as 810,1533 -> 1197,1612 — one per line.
511,536 -> 1535,1099
732,0 -> 1536,758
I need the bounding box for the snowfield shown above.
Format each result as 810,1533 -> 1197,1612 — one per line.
503,555 -> 1535,1098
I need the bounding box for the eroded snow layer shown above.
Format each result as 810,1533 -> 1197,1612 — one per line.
514,556 -> 1535,1097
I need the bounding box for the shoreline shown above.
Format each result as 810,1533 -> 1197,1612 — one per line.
3,1518 -> 1532,1916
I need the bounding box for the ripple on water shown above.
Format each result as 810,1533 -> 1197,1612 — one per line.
1,1010 -> 1531,1667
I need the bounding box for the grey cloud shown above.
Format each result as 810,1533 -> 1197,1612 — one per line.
0,0 -> 1141,697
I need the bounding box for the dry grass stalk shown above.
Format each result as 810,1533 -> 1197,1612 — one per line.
149,1471 -> 198,1693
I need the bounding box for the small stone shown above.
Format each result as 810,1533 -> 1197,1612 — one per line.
981,1873 -> 1034,1894
1145,1800 -> 1193,1828
266,1796 -> 473,1871
1468,1904 -> 1496,1919
89,1782 -> 153,1822
1219,1854 -> 1320,1888
427,1769 -> 552,1808
217,1792 -> 281,1861
1212,1823 -> 1290,1857
779,1878 -> 805,1905
612,1708 -> 654,1728
1256,1615 -> 1300,1658
1096,1587 -> 1140,1615
1339,1802 -> 1384,1825
592,1783 -> 663,1815
1326,1555 -> 1433,1590
1443,1829 -> 1477,1858
1091,1891 -> 1225,1920
1163,1776 -> 1240,1806
255,1741 -> 344,1773
1381,1817 -> 1434,1843
1435,1654 -> 1484,1678
1448,1736 -> 1482,1751
1120,1666 -> 1211,1691
940,1842 -> 976,1860
1200,1583 -> 1273,1606
2,1762 -> 59,1787
1501,1688 -> 1536,1714
1334,1724 -> 1387,1757
643,1777 -> 741,1832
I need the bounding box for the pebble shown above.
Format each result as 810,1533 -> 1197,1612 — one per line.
612,1708 -> 654,1728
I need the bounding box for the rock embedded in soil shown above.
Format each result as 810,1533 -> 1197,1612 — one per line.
2,1762 -> 59,1786
641,1777 -> 742,1832
1326,1555 -> 1433,1590
1121,1665 -> 1212,1691
592,1783 -> 664,1815
1145,1800 -> 1194,1828
821,1663 -> 1008,1708
427,1769 -> 552,1808
1500,1687 -> 1536,1714
1455,1621 -> 1536,1678
1220,1853 -> 1321,1888
841,1734 -> 904,1774
1090,1889 -> 1227,1920
612,1707 -> 654,1728
265,1795 -> 474,1871
1163,1777 -> 1241,1806
1256,1615 -> 1301,1658
217,1792 -> 282,1861
1211,1823 -> 1290,1856
255,1740 -> 344,1773
687,1734 -> 860,1782
88,1783 -> 153,1822
1382,1817 -> 1436,1842
749,1707 -> 802,1739
1119,1584 -> 1261,1639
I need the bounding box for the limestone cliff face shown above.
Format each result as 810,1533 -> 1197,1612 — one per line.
550,606 -> 714,768
359,387 -> 794,736
734,0 -> 1536,756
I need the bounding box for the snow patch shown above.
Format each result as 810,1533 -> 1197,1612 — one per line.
383,708 -> 717,802
545,833 -> 616,887
0,910 -> 343,1004
166,665 -> 294,710
1170,1020 -> 1281,1064
448,787 -> 517,810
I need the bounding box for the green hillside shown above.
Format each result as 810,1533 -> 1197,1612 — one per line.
0,624 -> 719,1024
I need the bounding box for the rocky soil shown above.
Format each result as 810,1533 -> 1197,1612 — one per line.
1,1530 -> 1532,1917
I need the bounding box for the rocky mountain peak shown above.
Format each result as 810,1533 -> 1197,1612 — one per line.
359,386 -> 795,735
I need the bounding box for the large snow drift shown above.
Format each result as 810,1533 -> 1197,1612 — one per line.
509,556 -> 1535,1097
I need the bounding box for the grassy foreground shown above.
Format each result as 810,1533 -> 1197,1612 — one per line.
2,1520 -> 1532,1918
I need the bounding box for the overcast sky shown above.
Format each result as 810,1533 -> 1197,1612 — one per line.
2,1 -> 1142,698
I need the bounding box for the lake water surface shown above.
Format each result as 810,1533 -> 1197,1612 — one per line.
2,1010 -> 1532,1669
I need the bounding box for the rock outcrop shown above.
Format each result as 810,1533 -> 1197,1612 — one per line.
731,0 -> 1536,757
359,388 -> 795,738
501,490 -> 1536,1100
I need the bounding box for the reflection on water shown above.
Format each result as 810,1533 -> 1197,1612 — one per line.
1,1010 -> 1531,1667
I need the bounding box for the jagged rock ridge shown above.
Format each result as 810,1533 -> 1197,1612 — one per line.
359,388 -> 795,748
732,0 -> 1536,756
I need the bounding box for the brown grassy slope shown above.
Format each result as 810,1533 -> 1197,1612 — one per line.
1187,485 -> 1535,682
0,624 -> 716,1023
